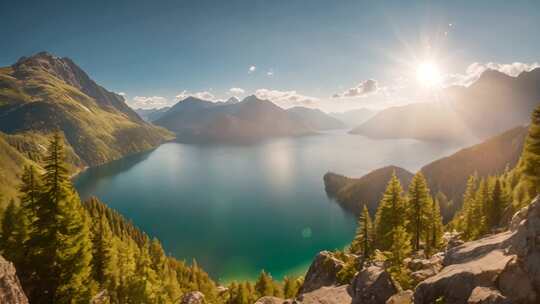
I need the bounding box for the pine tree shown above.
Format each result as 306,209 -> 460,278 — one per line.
458,174 -> 478,240
426,197 -> 444,254
28,133 -> 95,303
386,225 -> 412,289
488,179 -> 505,229
406,172 -> 431,251
520,106 -> 540,197
255,270 -> 274,298
374,172 -> 407,250
350,204 -> 373,260
0,200 -> 27,264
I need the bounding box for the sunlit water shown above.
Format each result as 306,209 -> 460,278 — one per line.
74,131 -> 462,283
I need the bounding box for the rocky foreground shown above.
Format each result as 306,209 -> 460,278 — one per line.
257,196 -> 540,304
2,196 -> 539,304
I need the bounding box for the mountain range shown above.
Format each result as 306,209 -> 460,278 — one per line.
351,68 -> 540,142
329,108 -> 377,127
0,52 -> 173,201
325,125 -> 528,221
154,96 -> 350,143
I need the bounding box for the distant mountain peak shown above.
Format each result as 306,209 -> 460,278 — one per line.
225,96 -> 239,104
242,95 -> 265,103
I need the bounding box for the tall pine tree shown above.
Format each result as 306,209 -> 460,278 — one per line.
406,172 -> 431,251
374,172 -> 407,250
349,204 -> 373,261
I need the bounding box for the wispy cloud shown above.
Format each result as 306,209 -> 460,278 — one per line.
267,70 -> 274,77
332,79 -> 380,98
175,90 -> 217,101
229,87 -> 245,95
131,96 -> 169,109
445,62 -> 540,86
254,89 -> 319,108
248,65 -> 256,73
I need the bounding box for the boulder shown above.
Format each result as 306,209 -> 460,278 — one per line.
497,256 -> 536,303
351,265 -> 398,304
408,254 -> 443,282
443,231 -> 513,266
411,268 -> 438,282
299,251 -> 347,294
255,296 -> 289,304
180,291 -> 205,304
509,204 -> 529,231
467,287 -> 510,304
297,285 -> 352,304
386,290 -> 413,304
414,249 -> 513,304
0,255 -> 28,304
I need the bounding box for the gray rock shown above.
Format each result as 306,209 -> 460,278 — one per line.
443,231 -> 513,266
414,249 -> 513,304
255,296 -> 289,304
0,255 -> 28,304
497,256 -> 536,302
386,290 -> 413,304
351,265 -> 398,304
467,287 -> 510,304
299,251 -> 347,294
297,285 -> 352,304
180,291 -> 205,304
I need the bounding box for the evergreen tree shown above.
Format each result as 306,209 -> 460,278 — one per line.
488,179 -> 505,229
28,133 -> 95,303
520,106 -> 540,197
426,197 -> 444,254
255,270 -> 274,298
349,204 -> 373,260
386,225 -> 412,289
458,175 -> 478,240
0,201 -> 27,264
374,172 -> 407,250
406,172 -> 431,251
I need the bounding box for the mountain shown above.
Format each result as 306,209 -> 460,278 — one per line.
0,52 -> 173,200
325,125 -> 528,220
286,106 -> 347,130
135,106 -> 171,122
324,166 -> 414,216
351,68 -> 540,142
329,108 -> 377,127
155,95 -> 315,143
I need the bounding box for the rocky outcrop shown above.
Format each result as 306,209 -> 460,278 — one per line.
254,296 -> 290,304
0,255 -> 28,304
298,285 -> 352,304
351,265 -> 398,304
180,291 -> 206,304
386,290 -> 413,304
299,251 -> 347,294
414,196 -> 540,304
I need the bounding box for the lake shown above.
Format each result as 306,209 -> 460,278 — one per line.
74,131 -> 461,283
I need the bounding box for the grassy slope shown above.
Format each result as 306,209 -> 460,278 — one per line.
0,56 -> 174,204
324,126 -> 528,220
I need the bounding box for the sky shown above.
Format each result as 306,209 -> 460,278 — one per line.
1,0 -> 539,112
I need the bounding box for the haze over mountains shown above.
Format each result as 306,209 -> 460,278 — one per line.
326,125 -> 529,221
352,68 -> 540,143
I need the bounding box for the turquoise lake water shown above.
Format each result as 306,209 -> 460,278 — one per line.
74,131 -> 460,283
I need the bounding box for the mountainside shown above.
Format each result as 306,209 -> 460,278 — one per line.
135,106 -> 171,122
325,125 -> 528,220
351,68 -> 540,142
0,52 -> 173,201
155,95 -> 315,143
287,106 -> 347,130
421,125 -> 528,216
329,108 -> 376,127
324,166 -> 414,216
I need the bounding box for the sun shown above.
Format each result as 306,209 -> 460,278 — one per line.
416,61 -> 443,88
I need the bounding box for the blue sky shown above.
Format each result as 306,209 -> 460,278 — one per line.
1,0 -> 539,111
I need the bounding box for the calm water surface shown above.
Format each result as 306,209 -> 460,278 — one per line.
74,131 -> 461,282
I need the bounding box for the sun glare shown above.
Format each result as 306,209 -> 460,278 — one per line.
416,62 -> 442,87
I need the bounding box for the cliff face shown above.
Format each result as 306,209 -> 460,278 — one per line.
0,255 -> 28,304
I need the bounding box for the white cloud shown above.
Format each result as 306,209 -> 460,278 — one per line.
333,79 -> 380,98
446,62 -> 540,87
131,96 -> 169,109
267,70 -> 274,77
229,87 -> 245,95
248,65 -> 256,73
254,89 -> 319,108
175,90 -> 217,101
118,92 -> 127,96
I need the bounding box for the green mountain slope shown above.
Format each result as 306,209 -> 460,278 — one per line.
326,126 -> 528,220
0,52 -> 173,202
